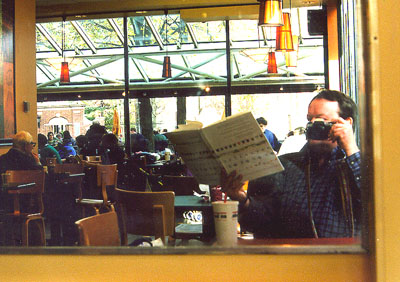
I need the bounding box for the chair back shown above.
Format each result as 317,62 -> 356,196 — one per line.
86,155 -> 101,163
53,163 -> 85,201
54,163 -> 84,174
75,211 -> 121,246
6,169 -> 46,215
7,169 -> 45,194
96,164 -> 118,187
115,188 -> 175,245
96,164 -> 117,204
162,175 -> 201,196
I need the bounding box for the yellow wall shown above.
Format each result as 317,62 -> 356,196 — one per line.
368,0 -> 400,280
3,0 -> 400,280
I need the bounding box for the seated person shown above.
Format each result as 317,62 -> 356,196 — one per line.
85,122 -> 107,156
47,131 -> 61,147
256,117 -> 281,152
75,135 -> 90,157
222,90 -> 361,238
0,131 -> 43,174
153,130 -> 169,152
62,130 -> 76,147
130,127 -> 148,153
100,133 -> 125,165
57,133 -> 77,159
38,133 -> 62,165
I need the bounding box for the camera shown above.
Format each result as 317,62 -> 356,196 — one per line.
305,119 -> 334,140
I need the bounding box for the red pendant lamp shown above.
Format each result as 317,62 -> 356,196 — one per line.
267,51 -> 277,73
60,18 -> 70,83
275,12 -> 294,52
162,10 -> 172,78
258,0 -> 284,27
60,62 -> 70,82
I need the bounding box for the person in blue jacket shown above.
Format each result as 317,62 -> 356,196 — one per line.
256,117 -> 281,152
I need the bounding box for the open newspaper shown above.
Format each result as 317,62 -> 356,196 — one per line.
165,111 -> 284,186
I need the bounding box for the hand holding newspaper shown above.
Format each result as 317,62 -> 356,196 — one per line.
165,112 -> 284,186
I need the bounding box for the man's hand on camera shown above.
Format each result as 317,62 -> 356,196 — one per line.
330,117 -> 359,156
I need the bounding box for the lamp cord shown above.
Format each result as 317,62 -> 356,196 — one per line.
165,10 -> 168,55
62,19 -> 65,60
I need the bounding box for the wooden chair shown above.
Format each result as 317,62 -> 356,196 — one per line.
47,163 -> 85,245
115,188 -> 175,245
76,164 -> 117,215
46,157 -> 57,167
6,169 -> 46,246
75,211 -> 121,246
85,155 -> 102,163
161,175 -> 204,196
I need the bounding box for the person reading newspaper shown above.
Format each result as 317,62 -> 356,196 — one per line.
221,89 -> 361,238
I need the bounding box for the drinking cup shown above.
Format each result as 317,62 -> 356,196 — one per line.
212,200 -> 239,246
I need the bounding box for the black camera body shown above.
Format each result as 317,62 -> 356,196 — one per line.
306,120 -> 334,140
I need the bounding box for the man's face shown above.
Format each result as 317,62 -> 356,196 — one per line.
259,124 -> 267,132
307,98 -> 340,154
24,140 -> 35,154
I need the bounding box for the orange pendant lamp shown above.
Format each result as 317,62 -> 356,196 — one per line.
162,56 -> 172,78
258,0 -> 284,27
285,35 -> 299,67
267,51 -> 277,73
60,62 -> 70,82
162,10 -> 172,78
60,19 -> 70,83
275,12 -> 294,52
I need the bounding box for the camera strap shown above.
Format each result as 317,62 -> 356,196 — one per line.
305,157 -> 355,238
305,158 -> 319,238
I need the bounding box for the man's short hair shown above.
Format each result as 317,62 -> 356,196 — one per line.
131,127 -> 136,132
256,117 -> 268,126
310,89 -> 358,131
38,133 -> 48,147
13,131 -> 33,149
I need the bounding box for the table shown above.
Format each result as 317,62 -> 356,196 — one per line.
174,195 -> 214,241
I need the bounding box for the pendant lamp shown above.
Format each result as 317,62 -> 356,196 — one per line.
267,51 -> 277,73
285,35 -> 299,67
162,10 -> 172,78
258,0 -> 284,27
275,12 -> 294,52
60,18 -> 70,83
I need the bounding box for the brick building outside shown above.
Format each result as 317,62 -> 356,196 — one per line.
37,102 -> 92,138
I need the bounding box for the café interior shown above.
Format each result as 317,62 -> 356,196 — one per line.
1,0 -> 399,281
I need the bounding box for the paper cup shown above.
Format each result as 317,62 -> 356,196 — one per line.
212,201 -> 239,246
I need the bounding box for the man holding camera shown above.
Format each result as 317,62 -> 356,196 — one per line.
222,89 -> 361,238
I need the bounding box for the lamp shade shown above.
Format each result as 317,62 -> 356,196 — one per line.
276,13 -> 294,51
258,0 -> 284,27
162,56 -> 172,78
267,51 -> 277,73
285,35 -> 299,67
60,61 -> 70,83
